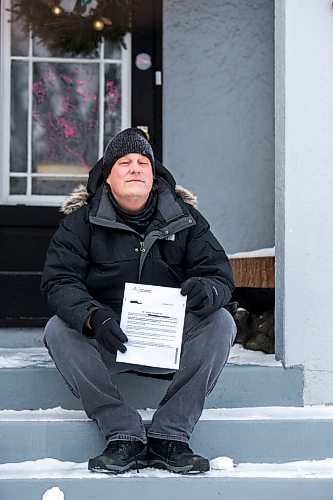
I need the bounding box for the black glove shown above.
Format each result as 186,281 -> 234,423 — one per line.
181,277 -> 221,316
224,301 -> 238,317
90,309 -> 128,354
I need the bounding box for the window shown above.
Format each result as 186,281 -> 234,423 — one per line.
0,1 -> 131,205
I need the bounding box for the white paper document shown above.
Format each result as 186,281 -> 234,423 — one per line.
116,283 -> 187,369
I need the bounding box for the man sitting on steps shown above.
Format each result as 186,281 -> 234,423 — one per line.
41,128 -> 236,474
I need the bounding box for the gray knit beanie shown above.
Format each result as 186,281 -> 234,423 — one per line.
102,128 -> 155,179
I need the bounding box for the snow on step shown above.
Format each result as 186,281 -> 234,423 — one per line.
42,487 -> 64,500
2,406 -> 333,421
0,347 -> 52,368
0,344 -> 282,368
1,457 -> 333,479
227,344 -> 281,366
228,247 -> 275,259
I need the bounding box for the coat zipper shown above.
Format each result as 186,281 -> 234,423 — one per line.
137,218 -> 194,282
139,241 -> 145,253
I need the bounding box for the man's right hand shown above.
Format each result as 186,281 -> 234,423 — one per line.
90,309 -> 128,354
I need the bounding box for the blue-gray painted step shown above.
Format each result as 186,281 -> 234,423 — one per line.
1,407 -> 333,465
0,328 -> 44,348
1,477 -> 333,500
0,348 -> 304,409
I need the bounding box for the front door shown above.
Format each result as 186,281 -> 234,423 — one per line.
0,0 -> 162,326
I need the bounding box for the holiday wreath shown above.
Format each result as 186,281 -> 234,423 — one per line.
9,0 -> 133,56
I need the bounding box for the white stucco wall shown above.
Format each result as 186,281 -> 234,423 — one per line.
275,1 -> 333,403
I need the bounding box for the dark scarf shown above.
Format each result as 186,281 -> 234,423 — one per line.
109,188 -> 158,234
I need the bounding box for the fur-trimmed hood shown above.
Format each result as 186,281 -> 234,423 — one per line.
61,183 -> 198,215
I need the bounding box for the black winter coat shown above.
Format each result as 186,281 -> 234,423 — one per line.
41,160 -> 235,333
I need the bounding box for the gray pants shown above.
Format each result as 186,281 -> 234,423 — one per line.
44,308 -> 236,444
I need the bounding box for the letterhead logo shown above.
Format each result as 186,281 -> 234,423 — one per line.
131,285 -> 151,294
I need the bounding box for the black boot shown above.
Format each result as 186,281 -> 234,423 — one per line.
88,440 -> 148,474
147,438 -> 210,474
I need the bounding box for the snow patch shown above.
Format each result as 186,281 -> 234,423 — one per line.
0,407 -> 88,421
210,457 -> 235,471
2,406 -> 333,421
42,487 -> 64,500
1,457 -> 333,479
0,347 -> 52,368
233,458 -> 333,478
228,344 -> 281,366
228,247 -> 275,259
0,344 -> 280,369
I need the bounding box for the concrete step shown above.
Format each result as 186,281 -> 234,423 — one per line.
1,458 -> 333,500
0,346 -> 303,410
1,407 -> 333,465
0,328 -> 45,348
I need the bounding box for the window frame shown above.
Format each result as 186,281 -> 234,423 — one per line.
0,1 -> 132,206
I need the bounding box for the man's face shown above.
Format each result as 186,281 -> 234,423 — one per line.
106,153 -> 154,212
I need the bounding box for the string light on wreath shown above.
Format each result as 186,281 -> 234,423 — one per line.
93,19 -> 104,31
8,0 -> 133,56
51,5 -> 63,16
92,16 -> 113,32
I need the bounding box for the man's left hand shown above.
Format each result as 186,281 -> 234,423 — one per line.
181,277 -> 220,316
